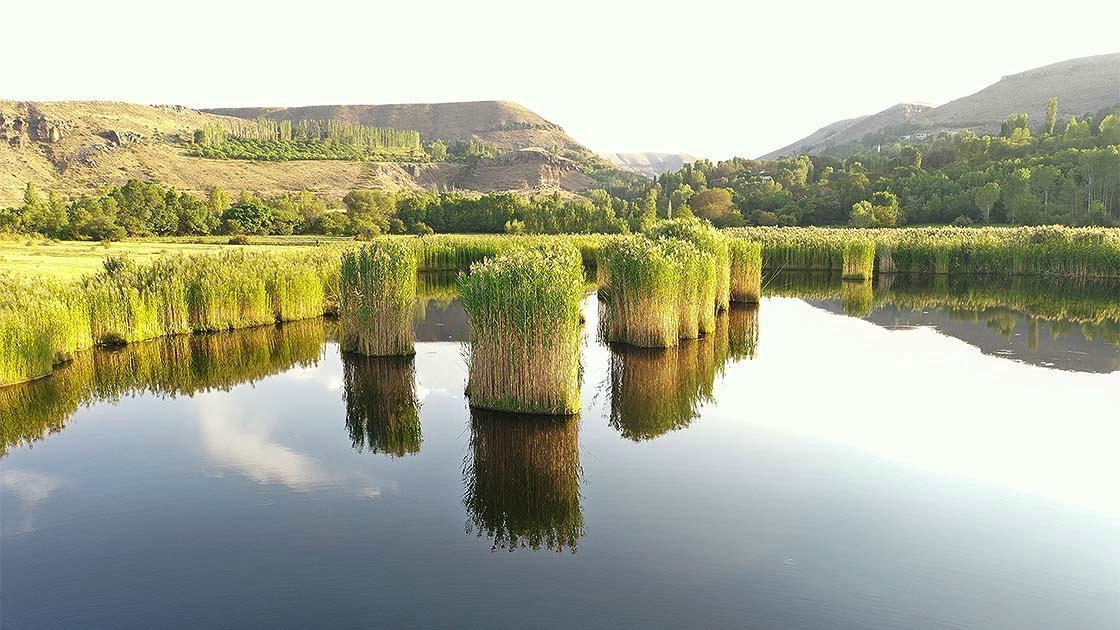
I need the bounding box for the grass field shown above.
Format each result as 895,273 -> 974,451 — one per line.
0,235 -> 356,281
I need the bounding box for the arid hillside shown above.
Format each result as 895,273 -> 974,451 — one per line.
0,100 -> 593,205
205,101 -> 589,154
762,53 -> 1120,158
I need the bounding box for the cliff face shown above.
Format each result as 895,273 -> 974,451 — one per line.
0,100 -> 593,205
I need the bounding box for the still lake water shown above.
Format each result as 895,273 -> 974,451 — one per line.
3,274 -> 1119,629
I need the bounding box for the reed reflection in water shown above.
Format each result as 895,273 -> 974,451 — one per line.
342,354 -> 422,457
1,318 -> 329,456
463,408 -> 583,553
607,307 -> 761,441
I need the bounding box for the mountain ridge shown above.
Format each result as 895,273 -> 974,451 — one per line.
761,52 -> 1120,159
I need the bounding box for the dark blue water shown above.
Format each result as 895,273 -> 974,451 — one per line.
3,279 -> 1119,629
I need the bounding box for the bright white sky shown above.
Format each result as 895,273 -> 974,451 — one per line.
6,0 -> 1118,159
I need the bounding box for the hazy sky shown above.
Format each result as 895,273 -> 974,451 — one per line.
6,0 -> 1118,158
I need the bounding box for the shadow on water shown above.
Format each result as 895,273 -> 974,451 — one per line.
767,270 -> 1120,373
342,354 -> 422,457
463,408 -> 583,553
1,318 -> 330,456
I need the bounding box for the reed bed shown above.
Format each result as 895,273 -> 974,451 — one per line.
734,226 -> 1120,279
342,355 -> 421,457
460,246 -> 584,415
0,274 -> 91,387
842,239 -> 876,281
728,239 -> 763,303
411,234 -> 607,272
1,250 -> 340,387
463,408 -> 583,552
339,241 -> 417,356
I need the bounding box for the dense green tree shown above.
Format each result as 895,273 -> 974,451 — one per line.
1000,113 -> 1030,137
974,182 -> 1001,224
689,187 -> 743,226
222,198 -> 273,235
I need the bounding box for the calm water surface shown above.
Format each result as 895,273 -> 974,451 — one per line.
2,274 -> 1119,629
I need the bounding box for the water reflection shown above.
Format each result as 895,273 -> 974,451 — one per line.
342,355 -> 422,457
607,318 -> 732,441
415,272 -> 469,342
463,408 -> 583,552
1,319 -> 329,456
768,271 -> 1120,372
727,304 -> 759,359
840,279 -> 874,317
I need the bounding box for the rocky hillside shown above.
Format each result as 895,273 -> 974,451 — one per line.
0,100 -> 594,206
762,53 -> 1120,159
205,101 -> 589,154
601,152 -> 699,177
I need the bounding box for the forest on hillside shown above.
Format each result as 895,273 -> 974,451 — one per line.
614,100 -> 1119,229
189,118 -> 502,163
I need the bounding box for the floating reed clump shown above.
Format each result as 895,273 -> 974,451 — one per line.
342,355 -> 421,457
340,241 -> 417,356
842,239 -> 877,281
464,408 -> 583,552
600,237 -> 681,348
658,239 -> 705,339
646,217 -> 731,311
729,239 -> 763,303
460,246 -> 584,415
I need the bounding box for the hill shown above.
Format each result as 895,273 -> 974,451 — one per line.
601,152 -> 699,177
204,101 -> 589,154
0,100 -> 593,206
762,53 -> 1120,159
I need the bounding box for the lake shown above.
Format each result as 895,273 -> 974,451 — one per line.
2,273 -> 1118,629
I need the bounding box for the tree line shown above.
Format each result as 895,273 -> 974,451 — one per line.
190,118 -> 507,163
609,100 -> 1119,228
0,180 -> 639,240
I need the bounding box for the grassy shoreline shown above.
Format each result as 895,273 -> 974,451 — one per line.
3,225 -> 1117,387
